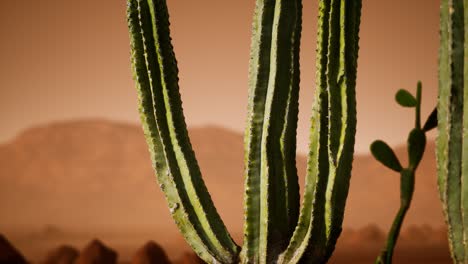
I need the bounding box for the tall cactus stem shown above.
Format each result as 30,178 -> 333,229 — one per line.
127,0 -> 239,263
241,0 -> 301,262
278,0 -> 361,263
127,0 -> 362,263
437,0 -> 467,263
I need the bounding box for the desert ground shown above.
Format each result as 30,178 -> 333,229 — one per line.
0,120 -> 452,263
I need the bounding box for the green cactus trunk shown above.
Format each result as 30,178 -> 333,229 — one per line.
127,0 -> 361,263
127,0 -> 240,262
241,1 -> 302,262
437,0 -> 468,263
277,1 -> 361,263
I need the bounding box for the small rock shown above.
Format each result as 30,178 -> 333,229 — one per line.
131,241 -> 170,264
0,234 -> 27,264
41,245 -> 78,264
74,239 -> 117,264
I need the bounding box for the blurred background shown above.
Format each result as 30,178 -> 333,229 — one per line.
0,0 -> 450,263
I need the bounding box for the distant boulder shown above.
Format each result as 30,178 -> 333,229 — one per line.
175,252 -> 205,264
0,234 -> 27,264
131,241 -> 170,264
358,224 -> 385,242
75,239 -> 117,264
40,245 -> 78,264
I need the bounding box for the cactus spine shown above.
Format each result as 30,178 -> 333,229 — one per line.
437,0 -> 468,263
127,0 -> 361,263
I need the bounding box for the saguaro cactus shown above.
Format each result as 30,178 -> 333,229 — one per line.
437,0 -> 468,263
127,0 -> 361,263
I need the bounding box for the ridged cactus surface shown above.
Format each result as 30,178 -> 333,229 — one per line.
276,1 -> 361,263
127,0 -> 240,262
241,0 -> 302,262
127,0 -> 361,263
437,0 -> 468,263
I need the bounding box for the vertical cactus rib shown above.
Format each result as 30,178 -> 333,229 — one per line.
259,0 -> 300,262
242,0 -> 301,263
437,0 -> 466,262
242,0 -> 276,262
279,0 -> 361,263
280,0 -> 302,239
438,0 -> 450,207
127,0 -> 239,263
324,0 -> 360,259
325,0 -> 343,164
464,0 -> 468,261
278,0 -> 331,262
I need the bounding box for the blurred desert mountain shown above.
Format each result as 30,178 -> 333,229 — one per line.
0,119 -> 448,261
0,119 -> 445,229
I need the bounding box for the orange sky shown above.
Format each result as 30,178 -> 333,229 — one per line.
0,0 -> 439,153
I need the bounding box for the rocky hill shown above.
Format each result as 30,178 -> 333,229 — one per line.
0,120 -> 447,260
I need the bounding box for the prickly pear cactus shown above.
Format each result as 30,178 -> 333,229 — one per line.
127,0 -> 361,263
437,0 -> 468,263
372,83 -> 437,264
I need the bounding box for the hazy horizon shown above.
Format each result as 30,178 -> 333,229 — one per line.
0,0 -> 439,154
0,119 -> 450,263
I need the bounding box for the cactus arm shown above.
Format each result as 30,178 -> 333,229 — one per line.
241,0 -> 276,262
242,0 -> 301,262
278,1 -> 361,263
259,0 -> 301,258
437,0 -> 466,262
280,0 -> 302,239
127,0 -> 240,263
323,0 -> 360,259
277,0 -> 331,262
280,0 -> 333,261
325,0 -> 349,239
277,0 -> 331,257
326,0 -> 343,163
